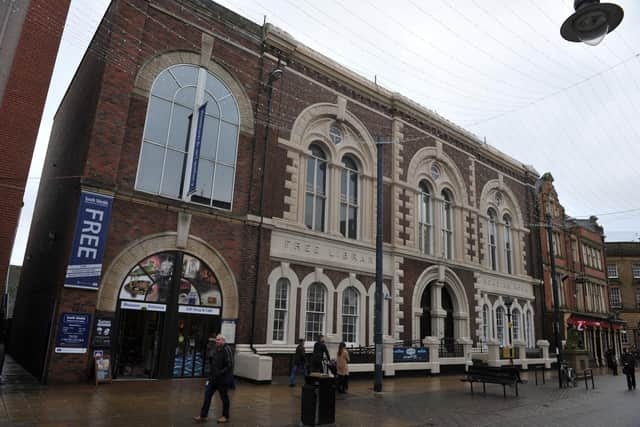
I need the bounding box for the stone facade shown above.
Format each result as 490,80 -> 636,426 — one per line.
11,0 -> 543,383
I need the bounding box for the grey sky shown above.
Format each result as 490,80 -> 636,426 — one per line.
10,0 -> 640,264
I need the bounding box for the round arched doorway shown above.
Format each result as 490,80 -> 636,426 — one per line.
114,251 -> 223,379
419,282 -> 454,343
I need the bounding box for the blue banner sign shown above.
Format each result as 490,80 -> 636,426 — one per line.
393,347 -> 429,363
55,313 -> 91,354
188,102 -> 208,195
64,191 -> 113,290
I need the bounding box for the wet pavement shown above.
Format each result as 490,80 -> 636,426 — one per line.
1,357 -> 639,426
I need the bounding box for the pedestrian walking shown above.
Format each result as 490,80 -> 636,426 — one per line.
193,334 -> 234,424
289,338 -> 307,387
336,342 -> 350,394
621,348 -> 636,391
606,348 -> 618,376
311,335 -> 330,373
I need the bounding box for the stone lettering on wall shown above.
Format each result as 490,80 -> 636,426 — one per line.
475,272 -> 534,299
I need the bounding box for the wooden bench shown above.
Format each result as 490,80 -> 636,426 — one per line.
461,366 -> 523,397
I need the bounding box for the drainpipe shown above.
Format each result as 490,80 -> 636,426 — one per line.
249,66 -> 282,354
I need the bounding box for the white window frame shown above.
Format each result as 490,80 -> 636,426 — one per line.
504,215 -> 513,274
272,278 -> 289,343
339,156 -> 359,239
441,190 -> 454,259
418,181 -> 433,255
266,265 -> 299,345
608,264 -> 619,279
633,264 -> 640,279
525,309 -> 535,348
299,271 -> 334,346
636,286 -> 640,309
305,144 -> 328,232
512,308 -> 521,341
496,306 -> 505,347
488,209 -> 498,271
482,304 -> 491,343
341,287 -> 360,346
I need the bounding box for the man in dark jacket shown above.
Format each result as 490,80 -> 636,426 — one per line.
193,335 -> 234,423
621,348 -> 636,391
289,338 -> 307,386
311,335 -> 331,373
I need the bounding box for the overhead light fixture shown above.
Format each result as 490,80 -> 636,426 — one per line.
561,0 -> 624,46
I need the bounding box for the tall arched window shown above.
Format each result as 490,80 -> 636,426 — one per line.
504,214 -> 513,274
496,306 -> 505,346
482,304 -> 490,343
441,190 -> 453,259
341,287 -> 360,345
136,64 -> 240,209
272,278 -> 289,343
305,144 -> 327,231
418,181 -> 432,255
305,283 -> 326,341
512,308 -> 520,341
488,209 -> 498,271
526,310 -> 534,347
340,156 -> 359,239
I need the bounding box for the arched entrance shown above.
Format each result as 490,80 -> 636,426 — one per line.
419,282 -> 454,342
114,251 -> 223,379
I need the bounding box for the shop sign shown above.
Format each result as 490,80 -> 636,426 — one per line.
64,191 -> 113,290
120,301 -> 166,312
393,347 -> 428,363
178,305 -> 220,316
220,319 -> 236,344
93,317 -> 113,348
55,313 -> 91,354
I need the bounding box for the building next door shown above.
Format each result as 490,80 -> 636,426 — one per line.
114,251 -> 223,379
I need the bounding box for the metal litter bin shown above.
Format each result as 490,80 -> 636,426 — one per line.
301,373 -> 335,426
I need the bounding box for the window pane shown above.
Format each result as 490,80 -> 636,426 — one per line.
171,65 -> 198,88
137,143 -> 164,193
206,73 -> 231,101
218,122 -> 238,164
152,70 -> 179,100
203,93 -> 221,118
219,96 -> 239,124
174,86 -> 197,109
161,149 -> 186,197
305,194 -> 314,229
340,204 -> 347,237
349,206 -> 357,239
212,164 -> 234,204
315,197 -> 325,231
145,96 -> 171,144
201,116 -> 220,160
349,171 -> 357,203
167,104 -> 192,151
195,159 -> 214,199
341,169 -> 347,197
317,162 -> 326,194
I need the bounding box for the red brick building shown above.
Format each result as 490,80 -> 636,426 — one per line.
536,173 -> 622,366
11,0 -> 545,383
0,0 -> 71,321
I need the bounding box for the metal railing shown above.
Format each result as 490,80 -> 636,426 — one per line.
348,345 -> 375,364
438,338 -> 464,357
526,347 -> 543,359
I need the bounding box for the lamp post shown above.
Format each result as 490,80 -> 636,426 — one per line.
504,296 -> 514,366
373,136 -> 385,393
546,214 -> 563,388
561,0 -> 624,46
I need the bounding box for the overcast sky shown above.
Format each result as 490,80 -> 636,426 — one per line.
9,0 -> 640,265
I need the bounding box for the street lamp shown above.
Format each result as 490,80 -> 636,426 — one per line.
561,0 -> 624,46
546,214 -> 563,388
504,296 -> 514,366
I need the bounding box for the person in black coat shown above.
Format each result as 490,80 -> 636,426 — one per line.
193,335 -> 234,424
311,335 -> 331,373
621,348 -> 636,391
289,338 -> 307,386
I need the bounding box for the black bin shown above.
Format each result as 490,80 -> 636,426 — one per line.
301,374 -> 335,426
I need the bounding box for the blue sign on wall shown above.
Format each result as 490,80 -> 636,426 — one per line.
393,347 -> 429,363
188,102 -> 208,195
55,313 -> 91,354
64,191 -> 113,290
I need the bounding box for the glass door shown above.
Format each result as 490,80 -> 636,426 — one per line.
172,314 -> 220,377
116,310 -> 163,378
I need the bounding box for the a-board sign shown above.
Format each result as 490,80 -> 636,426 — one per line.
94,354 -> 112,384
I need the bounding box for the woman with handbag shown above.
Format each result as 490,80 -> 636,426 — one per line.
336,342 -> 350,393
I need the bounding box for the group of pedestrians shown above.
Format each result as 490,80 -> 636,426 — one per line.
289,335 -> 351,393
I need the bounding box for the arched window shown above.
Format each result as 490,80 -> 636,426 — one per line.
341,287 -> 360,345
482,304 -> 490,343
441,190 -> 453,259
488,209 -> 498,271
272,278 -> 289,343
496,306 -> 505,346
305,283 -> 326,341
136,64 -> 240,210
340,156 -> 359,239
526,310 -> 534,347
504,214 -> 513,274
512,308 -> 520,341
418,181 -> 432,255
305,144 -> 328,231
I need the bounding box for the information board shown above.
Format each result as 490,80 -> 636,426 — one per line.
393,347 -> 429,363
93,317 -> 113,349
94,354 -> 112,384
55,313 -> 91,354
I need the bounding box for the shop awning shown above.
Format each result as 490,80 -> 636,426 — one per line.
567,315 -> 622,330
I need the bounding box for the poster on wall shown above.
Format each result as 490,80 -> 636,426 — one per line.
55,313 -> 91,354
92,317 -> 113,349
392,347 -> 429,363
220,320 -> 236,344
64,191 -> 113,290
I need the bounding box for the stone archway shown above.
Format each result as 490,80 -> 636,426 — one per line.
98,233 -> 239,319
